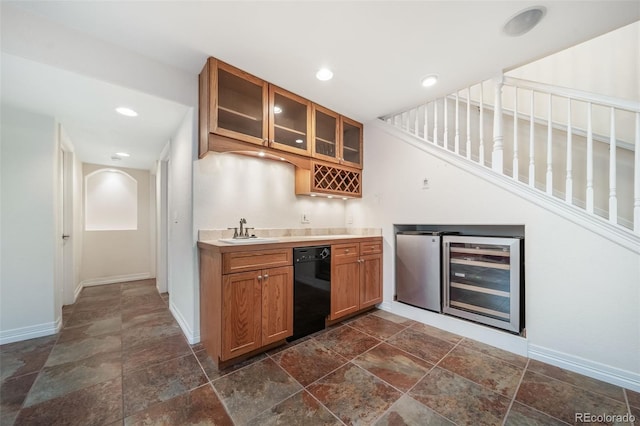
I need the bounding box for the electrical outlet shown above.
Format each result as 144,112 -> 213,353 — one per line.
347,215 -> 353,225
422,178 -> 430,189
301,212 -> 310,224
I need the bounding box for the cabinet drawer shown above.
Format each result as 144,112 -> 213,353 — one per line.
332,243 -> 359,265
360,240 -> 382,255
223,249 -> 292,274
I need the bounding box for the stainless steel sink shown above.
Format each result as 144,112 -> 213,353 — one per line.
218,237 -> 279,244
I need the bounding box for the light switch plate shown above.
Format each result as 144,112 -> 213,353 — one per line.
301,212 -> 310,224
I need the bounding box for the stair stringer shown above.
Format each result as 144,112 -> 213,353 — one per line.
373,119 -> 640,254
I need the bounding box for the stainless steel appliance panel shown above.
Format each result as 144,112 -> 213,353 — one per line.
396,232 -> 442,312
442,235 -> 523,333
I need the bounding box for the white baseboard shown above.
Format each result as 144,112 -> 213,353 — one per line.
169,300 -> 199,345
0,317 -> 62,345
73,283 -> 83,302
80,272 -> 153,287
378,301 -> 640,392
529,344 -> 640,392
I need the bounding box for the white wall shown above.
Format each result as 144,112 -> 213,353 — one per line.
155,158 -> 168,294
347,121 -> 640,388
0,107 -> 59,343
507,21 -> 639,102
72,153 -> 84,301
80,163 -> 155,285
193,152 -> 346,231
505,21 -> 639,144
167,109 -> 198,343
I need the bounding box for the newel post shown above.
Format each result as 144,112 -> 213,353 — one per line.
492,75 -> 504,173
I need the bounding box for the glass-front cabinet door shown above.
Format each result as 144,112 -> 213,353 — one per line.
268,86 -> 311,156
312,105 -> 340,163
340,117 -> 363,169
213,61 -> 268,145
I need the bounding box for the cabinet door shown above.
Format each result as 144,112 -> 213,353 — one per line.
269,85 -> 312,156
360,253 -> 383,308
312,105 -> 340,163
261,266 -> 294,345
330,261 -> 360,320
339,117 -> 363,169
213,60 -> 268,145
222,271 -> 262,360
330,243 -> 360,320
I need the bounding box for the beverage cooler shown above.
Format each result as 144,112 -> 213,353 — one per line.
442,235 -> 524,334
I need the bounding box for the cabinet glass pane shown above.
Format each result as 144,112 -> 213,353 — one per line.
273,93 -> 307,150
315,110 -> 336,157
342,122 -> 361,164
217,69 -> 263,138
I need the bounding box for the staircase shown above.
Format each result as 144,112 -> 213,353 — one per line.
381,76 -> 640,251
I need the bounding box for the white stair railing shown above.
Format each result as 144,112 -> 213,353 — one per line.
382,76 -> 640,234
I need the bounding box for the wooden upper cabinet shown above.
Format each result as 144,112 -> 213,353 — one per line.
199,57 -> 364,172
209,59 -> 269,145
340,117 -> 363,168
268,86 -> 311,156
312,106 -> 363,170
312,104 -> 340,164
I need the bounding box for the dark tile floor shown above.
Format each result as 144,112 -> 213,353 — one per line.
1,279 -> 638,425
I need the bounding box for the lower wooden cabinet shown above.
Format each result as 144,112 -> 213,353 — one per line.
222,265 -> 293,360
330,240 -> 383,320
200,247 -> 293,366
199,238 -> 380,367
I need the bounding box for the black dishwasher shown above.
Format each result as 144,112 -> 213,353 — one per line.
289,246 -> 331,342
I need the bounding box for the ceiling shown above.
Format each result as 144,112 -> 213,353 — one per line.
1,1 -> 638,170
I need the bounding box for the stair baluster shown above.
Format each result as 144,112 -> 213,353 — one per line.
634,112 -> 640,233
566,98 -> 573,204
492,76 -> 504,173
586,103 -> 594,213
466,87 -> 471,160
609,107 -> 618,224
455,93 -> 460,154
529,91 -> 535,188
513,87 -> 519,180
546,94 -> 553,195
479,83 -> 485,165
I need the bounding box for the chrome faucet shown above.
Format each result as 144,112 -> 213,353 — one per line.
239,218 -> 247,237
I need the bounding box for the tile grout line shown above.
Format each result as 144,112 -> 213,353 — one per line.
501,357 -> 530,426
501,359 -> 573,426
524,365 -> 630,406
457,337 -> 529,370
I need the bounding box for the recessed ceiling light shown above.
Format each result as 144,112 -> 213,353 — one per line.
421,74 -> 439,87
115,152 -> 130,157
295,139 -> 303,144
273,106 -> 282,114
503,6 -> 546,37
258,151 -> 266,157
316,68 -> 334,81
115,107 -> 138,117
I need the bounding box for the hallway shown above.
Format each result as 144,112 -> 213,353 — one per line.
1,279 -> 638,425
